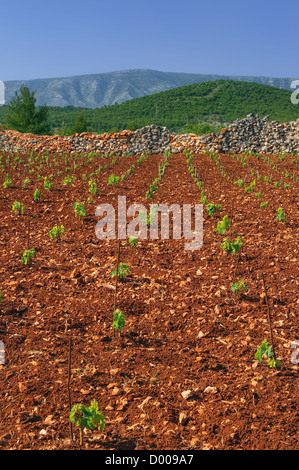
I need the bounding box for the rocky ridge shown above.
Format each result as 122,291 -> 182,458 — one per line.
4,69 -> 296,108
1,114 -> 299,156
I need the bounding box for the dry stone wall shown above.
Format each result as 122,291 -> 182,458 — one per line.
200,114 -> 299,154
171,114 -> 299,155
0,125 -> 172,156
1,114 -> 299,156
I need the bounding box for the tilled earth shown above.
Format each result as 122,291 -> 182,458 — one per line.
0,148 -> 298,450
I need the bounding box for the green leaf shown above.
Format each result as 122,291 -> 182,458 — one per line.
70,401 -> 106,432
113,309 -> 125,333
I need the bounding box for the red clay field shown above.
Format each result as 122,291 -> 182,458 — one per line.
0,147 -> 298,450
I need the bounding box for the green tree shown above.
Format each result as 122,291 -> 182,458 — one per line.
70,112 -> 88,134
126,120 -> 139,131
6,86 -> 50,135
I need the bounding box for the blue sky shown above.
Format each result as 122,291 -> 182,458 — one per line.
1,0 -> 299,81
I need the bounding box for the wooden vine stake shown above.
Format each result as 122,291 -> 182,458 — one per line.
230,195 -> 235,240
27,214 -> 30,249
67,335 -> 73,441
113,240 -> 121,336
114,240 -> 121,310
261,272 -> 277,362
113,240 -> 120,336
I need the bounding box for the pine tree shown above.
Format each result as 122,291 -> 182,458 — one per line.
70,112 -> 88,134
6,86 -> 50,135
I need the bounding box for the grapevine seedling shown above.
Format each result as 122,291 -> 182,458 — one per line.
12,201 -> 25,215
231,279 -> 247,294
129,236 -> 138,247
49,225 -> 65,242
129,164 -> 135,174
73,201 -> 86,218
159,164 -> 165,177
138,210 -> 148,227
276,207 -> 286,223
22,178 -> 31,189
3,174 -> 12,188
138,206 -> 157,227
63,175 -> 74,185
112,309 -> 125,336
221,236 -> 242,254
43,177 -> 53,190
206,203 -> 222,216
70,399 -> 105,447
245,179 -> 256,193
107,174 -> 121,186
146,184 -> 158,200
33,189 -> 40,202
215,215 -> 230,234
200,195 -> 208,205
21,248 -> 35,266
88,179 -> 99,195
146,187 -> 153,199
110,262 -> 130,279
255,339 -> 280,369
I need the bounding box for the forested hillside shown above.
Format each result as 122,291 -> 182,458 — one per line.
0,80 -> 298,135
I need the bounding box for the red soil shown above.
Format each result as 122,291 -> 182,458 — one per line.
0,148 -> 298,450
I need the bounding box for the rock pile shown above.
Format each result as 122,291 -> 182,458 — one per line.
1,115 -> 299,156
171,114 -> 299,155
126,125 -> 171,155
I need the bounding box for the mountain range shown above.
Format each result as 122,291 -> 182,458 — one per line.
2,69 -> 298,109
